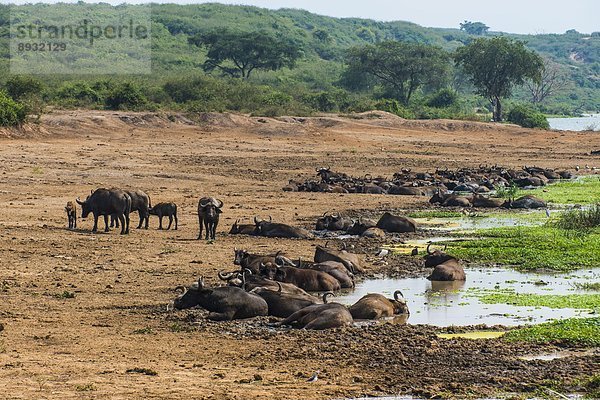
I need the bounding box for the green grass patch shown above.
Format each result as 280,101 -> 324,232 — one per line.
504,317 -> 600,346
477,292 -> 600,310
583,374 -> 600,399
448,226 -> 600,271
408,210 -> 464,219
555,204 -> 600,230
522,177 -> 600,205
574,282 -> 600,291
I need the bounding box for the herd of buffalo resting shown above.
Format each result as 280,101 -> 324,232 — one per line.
63,165 -> 573,330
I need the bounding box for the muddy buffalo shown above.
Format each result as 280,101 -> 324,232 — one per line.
424,244 -> 466,281
349,291 -> 409,320
111,189 -> 151,230
250,282 -> 321,318
314,243 -> 363,274
274,301 -> 353,330
254,216 -> 313,239
260,262 -> 341,292
376,212 -> 417,233
173,278 -> 268,321
76,188 -> 131,234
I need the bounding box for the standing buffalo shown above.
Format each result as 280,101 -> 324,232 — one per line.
148,202 -> 178,230
349,291 -> 409,320
65,201 -> 77,230
376,212 -> 417,233
111,189 -> 151,230
76,188 -> 131,234
424,244 -> 466,281
198,197 -> 223,240
173,278 -> 268,321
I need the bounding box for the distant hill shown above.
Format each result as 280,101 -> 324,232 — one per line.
0,3 -> 598,112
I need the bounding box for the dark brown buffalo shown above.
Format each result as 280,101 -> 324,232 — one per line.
349,291 -> 409,320
229,219 -> 256,235
315,212 -> 353,231
65,201 -> 77,230
76,188 -> 131,234
274,301 -> 353,330
198,197 -> 223,240
424,244 -> 466,281
173,278 -> 268,321
429,190 -> 472,207
233,249 -> 291,275
314,243 -> 363,274
254,216 -> 313,239
148,202 -> 178,230
471,194 -> 505,208
361,227 -> 386,238
376,212 -> 417,233
219,268 -> 310,296
260,263 -> 341,292
111,189 -> 151,230
250,282 -> 321,318
346,217 -> 377,236
296,259 -> 354,289
502,195 -> 547,209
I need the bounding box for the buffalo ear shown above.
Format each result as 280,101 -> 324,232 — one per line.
216,208 -> 223,214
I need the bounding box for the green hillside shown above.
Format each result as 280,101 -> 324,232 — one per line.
0,2 -> 598,116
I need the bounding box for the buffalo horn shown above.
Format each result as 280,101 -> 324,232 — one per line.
276,282 -> 282,293
76,197 -> 84,205
174,285 -> 187,294
394,290 -> 405,301
218,271 -> 235,281
322,292 -> 334,304
426,243 -> 433,255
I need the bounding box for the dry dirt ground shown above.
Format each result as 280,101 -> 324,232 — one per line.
0,110 -> 599,399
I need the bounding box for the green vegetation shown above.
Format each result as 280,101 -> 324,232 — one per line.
407,210 -> 464,218
574,282 -> 600,291
448,226 -> 600,271
0,91 -> 26,127
477,292 -> 600,310
524,177 -> 600,205
1,3 -> 598,117
53,291 -> 76,299
506,104 -> 550,129
583,374 -> 600,399
504,317 -> 600,346
555,204 -> 600,230
454,37 -> 543,121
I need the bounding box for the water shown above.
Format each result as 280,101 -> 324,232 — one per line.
548,113 -> 600,131
337,267 -> 599,327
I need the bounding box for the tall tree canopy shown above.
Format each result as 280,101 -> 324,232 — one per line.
454,37 -> 543,121
459,21 -> 489,36
188,30 -> 303,79
344,41 -> 449,105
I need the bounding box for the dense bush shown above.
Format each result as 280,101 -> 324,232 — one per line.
506,104 -> 549,129
426,88 -> 459,108
105,82 -> 149,111
555,204 -> 600,231
5,76 -> 43,101
0,91 -> 26,126
56,82 -> 102,106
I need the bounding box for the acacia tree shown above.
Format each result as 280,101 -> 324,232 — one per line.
459,21 -> 489,36
188,30 -> 302,79
454,37 -> 543,121
345,41 -> 449,105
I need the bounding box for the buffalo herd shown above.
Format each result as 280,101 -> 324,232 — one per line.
65,164 -> 570,330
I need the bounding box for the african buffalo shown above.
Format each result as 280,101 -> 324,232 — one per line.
173,278 -> 268,321
149,202 -> 178,230
65,201 -> 77,230
349,291 -> 409,320
250,282 -> 321,318
376,212 -> 417,233
315,212 -> 353,231
274,301 -> 353,330
346,217 -> 377,236
254,216 -> 313,239
361,227 -> 386,238
424,244 -> 466,281
314,243 -> 363,274
198,197 -> 223,240
430,190 -> 472,207
471,194 -> 505,208
233,249 -> 293,275
260,262 -> 341,292
76,188 -> 131,234
229,219 -> 256,235
296,259 -> 354,289
388,185 -> 427,196
111,189 -> 151,230
503,195 -> 547,209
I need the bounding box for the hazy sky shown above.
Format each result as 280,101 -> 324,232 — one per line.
4,0 -> 598,34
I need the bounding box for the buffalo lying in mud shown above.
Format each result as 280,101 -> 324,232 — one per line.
315,212 -> 353,231
260,262 -> 341,292
424,244 -> 465,281
250,282 -> 322,318
429,190 -> 472,207
254,216 -> 313,239
229,219 -> 256,235
314,243 -> 363,274
198,197 -> 223,240
220,268 -> 312,296
65,201 -> 77,230
471,194 -> 505,208
502,195 -> 547,209
273,296 -> 353,330
110,189 -> 151,230
77,188 -> 131,234
149,202 -> 178,230
349,291 -> 409,320
173,278 -> 268,321
376,212 -> 417,233
295,259 -> 355,289
233,248 -> 294,275
346,217 -> 377,236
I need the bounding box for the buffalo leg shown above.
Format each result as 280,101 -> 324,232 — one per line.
92,213 -> 99,233
144,211 -> 149,230
118,214 -> 126,235
158,216 -> 163,230
124,212 -> 130,234
73,216 -> 76,229
204,220 -> 211,240
197,216 -> 203,240
212,221 -> 218,240
277,308 -> 312,327
167,215 -> 172,230
137,210 -> 143,229
103,215 -> 110,232
207,311 -> 235,321
174,213 -> 178,230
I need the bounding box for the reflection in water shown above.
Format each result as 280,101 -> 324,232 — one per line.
337,267 -> 599,327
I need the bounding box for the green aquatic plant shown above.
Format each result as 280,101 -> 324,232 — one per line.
555,204 -> 600,230
504,317 -> 600,346
522,177 -> 600,205
477,292 -> 600,310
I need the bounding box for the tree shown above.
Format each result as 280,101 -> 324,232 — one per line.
459,21 -> 489,36
345,41 -> 450,105
524,58 -> 568,104
188,30 -> 303,80
0,91 -> 26,127
454,37 -> 543,121
5,76 -> 43,101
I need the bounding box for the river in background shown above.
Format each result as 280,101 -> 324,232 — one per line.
548,113 -> 600,131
